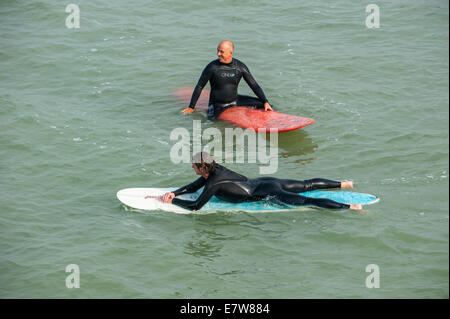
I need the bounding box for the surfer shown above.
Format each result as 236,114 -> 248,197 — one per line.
181,40 -> 273,119
156,152 -> 363,211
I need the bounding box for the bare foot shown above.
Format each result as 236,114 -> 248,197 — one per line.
341,181 -> 353,189
350,204 -> 362,210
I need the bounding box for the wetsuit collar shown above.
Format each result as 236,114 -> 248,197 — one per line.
219,58 -> 234,66
205,164 -> 220,179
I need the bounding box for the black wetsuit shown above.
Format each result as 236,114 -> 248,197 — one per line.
188,58 -> 269,119
171,164 -> 351,211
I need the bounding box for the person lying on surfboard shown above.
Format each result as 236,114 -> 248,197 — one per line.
154,152 -> 363,211
181,40 -> 273,120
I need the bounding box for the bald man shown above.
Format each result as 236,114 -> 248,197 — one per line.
182,40 -> 273,119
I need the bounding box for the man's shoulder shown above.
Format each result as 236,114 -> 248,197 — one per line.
213,164 -> 246,179
232,58 -> 249,71
206,59 -> 220,68
233,58 -> 247,66
200,59 -> 219,73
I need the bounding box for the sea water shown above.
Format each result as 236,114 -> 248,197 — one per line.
0,0 -> 448,298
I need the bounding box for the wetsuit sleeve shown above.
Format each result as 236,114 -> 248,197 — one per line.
240,62 -> 268,104
172,183 -> 220,211
172,176 -> 206,196
188,64 -> 213,109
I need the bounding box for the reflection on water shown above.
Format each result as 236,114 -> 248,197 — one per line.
277,129 -> 318,164
173,119 -> 317,166
183,214 -> 248,261
182,213 -> 294,262
184,235 -> 222,260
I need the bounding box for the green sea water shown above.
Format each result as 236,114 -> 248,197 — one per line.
0,0 -> 448,298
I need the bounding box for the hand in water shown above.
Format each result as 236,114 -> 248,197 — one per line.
181,107 -> 194,114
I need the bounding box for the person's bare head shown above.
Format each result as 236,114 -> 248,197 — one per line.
217,40 -> 234,64
192,152 -> 216,176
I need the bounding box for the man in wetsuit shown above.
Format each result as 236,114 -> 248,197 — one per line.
181,40 -> 273,119
157,152 -> 363,211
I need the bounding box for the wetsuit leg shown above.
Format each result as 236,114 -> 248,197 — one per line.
237,94 -> 277,110
207,104 -> 216,120
207,102 -> 237,120
252,181 -> 350,209
279,178 -> 341,193
208,94 -> 270,119
277,191 -> 350,209
237,94 -> 265,109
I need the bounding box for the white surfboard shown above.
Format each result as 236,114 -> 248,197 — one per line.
116,187 -> 379,214
117,188 -> 191,214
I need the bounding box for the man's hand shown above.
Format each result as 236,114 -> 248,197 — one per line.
160,192 -> 175,204
181,107 -> 194,114
264,102 -> 273,111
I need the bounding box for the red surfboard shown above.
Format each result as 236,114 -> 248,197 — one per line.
173,87 -> 315,133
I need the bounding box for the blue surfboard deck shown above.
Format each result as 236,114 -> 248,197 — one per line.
301,191 -> 378,205
179,189 -> 378,212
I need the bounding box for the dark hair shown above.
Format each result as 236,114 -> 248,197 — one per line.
193,152 -> 216,174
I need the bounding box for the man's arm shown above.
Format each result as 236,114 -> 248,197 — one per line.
172,176 -> 206,196
171,183 -> 219,211
158,176 -> 206,204
240,62 -> 269,104
182,63 -> 213,113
